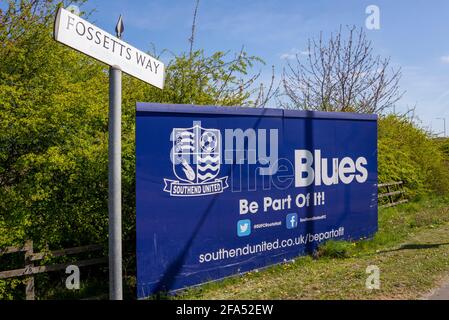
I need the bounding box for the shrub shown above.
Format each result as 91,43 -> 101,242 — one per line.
378,115 -> 449,198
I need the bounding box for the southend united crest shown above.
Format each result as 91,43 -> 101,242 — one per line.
164,122 -> 229,196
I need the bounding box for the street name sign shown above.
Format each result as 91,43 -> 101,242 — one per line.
54,7 -> 165,89
54,6 -> 165,299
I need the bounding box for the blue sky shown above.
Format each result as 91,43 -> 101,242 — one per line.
42,1 -> 449,133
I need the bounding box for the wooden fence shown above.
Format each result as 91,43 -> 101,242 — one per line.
378,181 -> 408,208
0,241 -> 106,300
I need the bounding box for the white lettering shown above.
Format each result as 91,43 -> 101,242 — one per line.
294,150 -> 315,187
294,149 -> 369,187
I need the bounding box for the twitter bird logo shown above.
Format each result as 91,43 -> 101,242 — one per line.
237,219 -> 251,237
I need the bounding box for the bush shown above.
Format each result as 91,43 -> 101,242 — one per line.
378,115 -> 449,198
0,0 -> 264,249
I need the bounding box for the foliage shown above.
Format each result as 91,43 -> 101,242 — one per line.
1,0 -> 108,249
378,115 -> 449,198
436,138 -> 449,159
0,278 -> 23,300
0,0 -> 265,251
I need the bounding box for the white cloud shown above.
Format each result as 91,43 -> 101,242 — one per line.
440,55 -> 449,64
280,48 -> 309,60
280,52 -> 296,60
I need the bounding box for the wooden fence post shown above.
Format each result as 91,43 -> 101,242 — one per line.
24,240 -> 35,300
400,183 -> 406,202
386,185 -> 393,206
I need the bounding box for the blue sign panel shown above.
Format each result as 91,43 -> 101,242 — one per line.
136,103 -> 378,298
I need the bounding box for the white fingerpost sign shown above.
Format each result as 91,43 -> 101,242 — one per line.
54,6 -> 165,300
54,7 -> 165,88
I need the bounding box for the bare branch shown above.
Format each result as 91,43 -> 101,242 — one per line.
282,26 -> 403,114
188,0 -> 200,58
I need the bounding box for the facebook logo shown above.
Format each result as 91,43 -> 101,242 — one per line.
286,213 -> 298,229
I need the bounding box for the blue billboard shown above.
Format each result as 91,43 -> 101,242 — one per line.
136,103 -> 378,298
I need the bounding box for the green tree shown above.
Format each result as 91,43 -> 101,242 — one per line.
0,0 -> 265,251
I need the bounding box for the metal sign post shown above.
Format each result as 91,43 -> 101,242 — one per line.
108,65 -> 122,300
108,16 -> 124,301
54,7 -> 165,300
